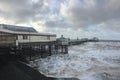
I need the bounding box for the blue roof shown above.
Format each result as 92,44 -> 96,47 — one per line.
0,24 -> 37,32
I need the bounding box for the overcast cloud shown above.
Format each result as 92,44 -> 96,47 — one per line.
0,0 -> 120,39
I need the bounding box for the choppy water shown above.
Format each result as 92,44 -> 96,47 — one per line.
30,42 -> 120,80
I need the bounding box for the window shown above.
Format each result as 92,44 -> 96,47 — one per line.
47,35 -> 50,40
16,36 -> 18,40
23,35 -> 28,39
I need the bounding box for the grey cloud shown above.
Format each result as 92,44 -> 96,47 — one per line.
100,19 -> 120,32
61,0 -> 120,30
0,0 -> 120,39
45,20 -> 67,28
0,0 -> 51,23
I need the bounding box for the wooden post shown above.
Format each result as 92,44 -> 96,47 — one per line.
39,44 -> 42,57
29,46 -> 32,61
55,45 -> 58,54
61,45 -> 63,53
41,45 -> 45,52
49,45 -> 52,56
41,45 -> 44,58
65,45 -> 68,54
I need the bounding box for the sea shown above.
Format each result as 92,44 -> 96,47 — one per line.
30,42 -> 120,80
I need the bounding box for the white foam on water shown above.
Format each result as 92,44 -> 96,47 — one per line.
30,42 -> 120,80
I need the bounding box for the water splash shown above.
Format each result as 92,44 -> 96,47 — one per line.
30,42 -> 120,80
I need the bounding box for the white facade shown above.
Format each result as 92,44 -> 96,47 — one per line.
17,35 -> 56,43
0,28 -> 56,46
57,35 -> 69,45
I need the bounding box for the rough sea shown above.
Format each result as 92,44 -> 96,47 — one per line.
30,42 -> 120,80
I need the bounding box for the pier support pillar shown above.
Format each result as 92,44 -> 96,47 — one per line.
65,45 -> 68,54
55,45 -> 58,54
61,45 -> 64,53
48,45 -> 52,56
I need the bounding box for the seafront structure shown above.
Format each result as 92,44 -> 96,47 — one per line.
56,35 -> 69,53
0,24 -> 56,47
0,24 -> 69,60
0,24 -> 57,59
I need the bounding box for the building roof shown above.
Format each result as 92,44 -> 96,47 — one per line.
0,24 -> 56,36
57,35 -> 67,39
0,24 -> 37,32
57,35 -> 68,41
0,28 -> 56,36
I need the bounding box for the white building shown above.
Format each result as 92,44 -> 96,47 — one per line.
0,24 -> 56,46
57,35 -> 69,45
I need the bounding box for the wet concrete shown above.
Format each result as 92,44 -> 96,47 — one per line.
0,60 -> 80,80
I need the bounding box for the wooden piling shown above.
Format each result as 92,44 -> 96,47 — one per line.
65,45 -> 68,54
48,45 -> 51,56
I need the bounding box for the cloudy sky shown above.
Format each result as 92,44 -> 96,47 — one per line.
0,0 -> 120,39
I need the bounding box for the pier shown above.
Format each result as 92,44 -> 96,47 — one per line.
0,24 -> 69,80
0,24 -> 69,63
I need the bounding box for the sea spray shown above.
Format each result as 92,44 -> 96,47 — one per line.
29,42 -> 120,80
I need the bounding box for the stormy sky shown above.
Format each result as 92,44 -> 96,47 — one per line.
0,0 -> 120,39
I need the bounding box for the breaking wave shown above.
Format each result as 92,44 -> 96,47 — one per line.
30,42 -> 120,80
